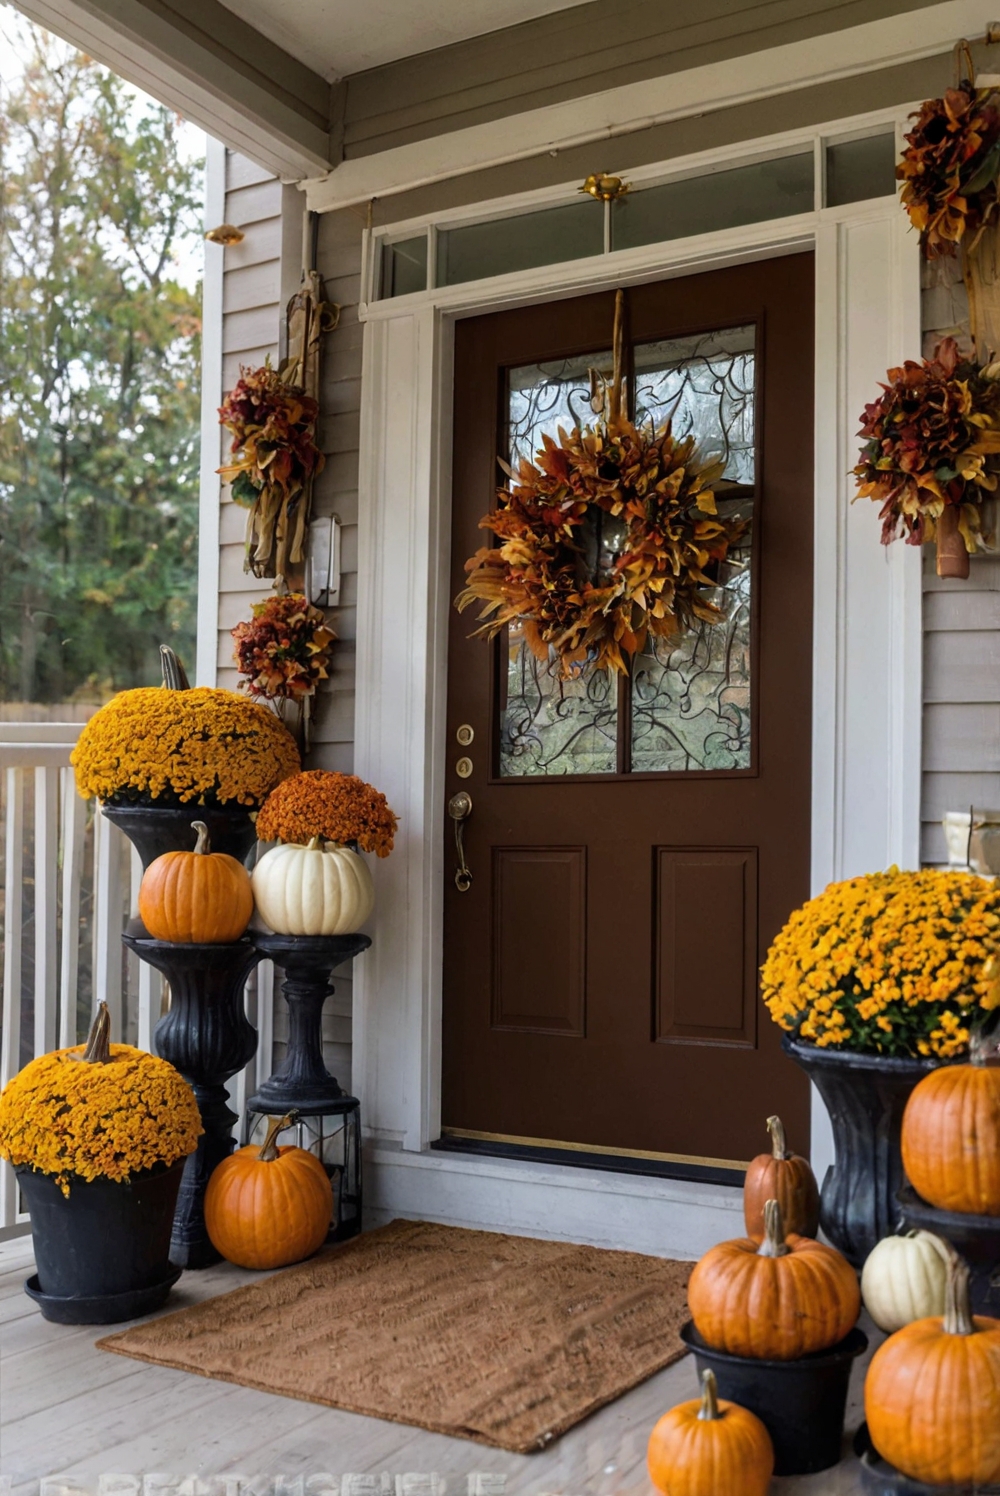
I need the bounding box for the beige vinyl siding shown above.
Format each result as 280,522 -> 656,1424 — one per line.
919,257 -> 1000,865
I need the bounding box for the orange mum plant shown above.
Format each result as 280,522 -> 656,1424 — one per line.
256,770 -> 398,857
0,1004 -> 202,1195
71,685 -> 300,808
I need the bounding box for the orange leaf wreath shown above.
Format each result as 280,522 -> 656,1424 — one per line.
456,415 -> 747,677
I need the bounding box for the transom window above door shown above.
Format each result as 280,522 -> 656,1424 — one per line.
498,323 -> 756,780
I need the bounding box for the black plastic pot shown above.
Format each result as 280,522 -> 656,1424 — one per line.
680,1320 -> 868,1477
17,1159 -> 185,1323
783,1036 -> 944,1266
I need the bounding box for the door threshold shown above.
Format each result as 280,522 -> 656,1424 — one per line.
432,1130 -> 746,1188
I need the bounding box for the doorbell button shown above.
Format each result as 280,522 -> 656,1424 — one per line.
456,724 -> 474,746
456,757 -> 473,778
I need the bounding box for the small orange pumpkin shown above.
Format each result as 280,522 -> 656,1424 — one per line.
204,1112 -> 332,1270
647,1368 -> 773,1496
688,1198 -> 860,1360
865,1247 -> 1000,1488
901,1036 -> 1000,1216
743,1114 -> 819,1239
139,820 -> 253,944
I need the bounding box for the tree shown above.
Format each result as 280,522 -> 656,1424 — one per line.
0,22 -> 204,705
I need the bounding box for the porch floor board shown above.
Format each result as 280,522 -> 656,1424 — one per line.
1,1235 -> 873,1495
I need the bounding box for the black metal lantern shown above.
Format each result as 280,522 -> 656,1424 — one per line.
245,931 -> 370,1241
243,1099 -> 361,1241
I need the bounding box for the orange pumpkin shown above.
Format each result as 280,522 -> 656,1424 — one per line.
139,820 -> 253,944
688,1198 -> 860,1360
647,1368 -> 773,1496
204,1113 -> 332,1269
901,1040 -> 1000,1215
743,1114 -> 820,1239
865,1248 -> 1000,1488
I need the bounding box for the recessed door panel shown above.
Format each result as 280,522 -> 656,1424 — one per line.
655,848 -> 758,1046
492,847 -> 586,1036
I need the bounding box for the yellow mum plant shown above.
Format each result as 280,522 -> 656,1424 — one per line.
762,869 -> 1000,1059
0,1004 -> 202,1195
71,685 -> 300,808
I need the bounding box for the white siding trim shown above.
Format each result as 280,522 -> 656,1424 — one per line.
352,196 -> 921,1239
196,136 -> 226,689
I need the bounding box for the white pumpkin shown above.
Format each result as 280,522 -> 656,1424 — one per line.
860,1230 -> 950,1333
252,837 -> 374,936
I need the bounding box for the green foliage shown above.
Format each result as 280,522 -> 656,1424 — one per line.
0,23 -> 204,703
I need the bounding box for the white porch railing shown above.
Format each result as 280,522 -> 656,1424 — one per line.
0,723 -> 273,1238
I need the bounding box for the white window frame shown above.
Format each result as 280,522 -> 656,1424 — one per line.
349,107 -> 922,1250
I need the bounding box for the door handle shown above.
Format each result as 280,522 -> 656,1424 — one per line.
448,791 -> 473,892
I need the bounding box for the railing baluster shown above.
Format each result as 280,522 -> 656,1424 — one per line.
92,804 -> 124,1040
58,769 -> 86,1048
256,959 -> 275,1092
1,768 -> 25,1229
33,766 -> 59,1058
130,843 -> 162,1052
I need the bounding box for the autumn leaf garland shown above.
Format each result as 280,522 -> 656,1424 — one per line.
457,415 -> 746,677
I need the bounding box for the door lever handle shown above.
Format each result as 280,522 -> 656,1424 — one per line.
448,791 -> 473,892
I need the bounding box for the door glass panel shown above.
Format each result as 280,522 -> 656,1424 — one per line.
501,351 -> 619,776
497,326 -> 756,778
631,327 -> 755,773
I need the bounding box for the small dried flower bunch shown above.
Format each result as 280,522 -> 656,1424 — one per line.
854,336 -> 1000,552
256,769 -> 398,857
71,685 -> 300,808
0,1003 -> 202,1195
761,868 -> 1000,1060
232,593 -> 336,704
897,83 -> 1000,257
457,420 -> 744,678
218,362 -> 324,580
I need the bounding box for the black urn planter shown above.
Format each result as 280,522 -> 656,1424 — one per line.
897,1184 -> 1000,1317
680,1320 -> 868,1477
784,1035 -> 943,1266
123,936 -> 261,1270
102,802 -> 257,871
18,1161 -> 184,1324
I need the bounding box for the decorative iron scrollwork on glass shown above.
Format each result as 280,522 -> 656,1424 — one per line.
498,325 -> 756,779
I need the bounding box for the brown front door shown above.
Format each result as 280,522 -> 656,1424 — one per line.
441,255 -> 813,1176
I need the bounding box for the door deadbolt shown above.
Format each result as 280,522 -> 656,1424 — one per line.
456,724 -> 474,746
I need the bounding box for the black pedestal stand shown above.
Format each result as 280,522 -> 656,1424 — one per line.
246,932 -> 371,1239
123,936 -> 261,1269
898,1184 -> 1000,1317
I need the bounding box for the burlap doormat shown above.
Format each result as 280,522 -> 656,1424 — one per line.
98,1218 -> 692,1452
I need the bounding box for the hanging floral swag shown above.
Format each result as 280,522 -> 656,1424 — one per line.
231,592 -> 335,752
854,336 -> 1000,560
218,363 -> 324,582
897,79 -> 1000,259
456,302 -> 748,677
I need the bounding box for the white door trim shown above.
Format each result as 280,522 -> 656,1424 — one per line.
352,196 -> 921,1246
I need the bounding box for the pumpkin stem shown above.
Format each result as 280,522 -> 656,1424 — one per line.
72,1001 -> 112,1064
191,821 -> 211,855
696,1369 -> 722,1422
259,1111 -> 298,1162
943,1245 -> 976,1336
766,1115 -> 790,1160
757,1198 -> 791,1258
159,644 -> 190,690
306,835 -> 323,851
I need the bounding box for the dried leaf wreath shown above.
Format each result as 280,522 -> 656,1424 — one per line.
218,363 -> 325,582
853,336 -> 1000,553
897,80 -> 1000,258
456,295 -> 748,677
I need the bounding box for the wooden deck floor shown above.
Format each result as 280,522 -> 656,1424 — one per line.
1,1234 -> 874,1495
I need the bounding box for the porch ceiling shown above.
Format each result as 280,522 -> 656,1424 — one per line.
215,0 -> 592,80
